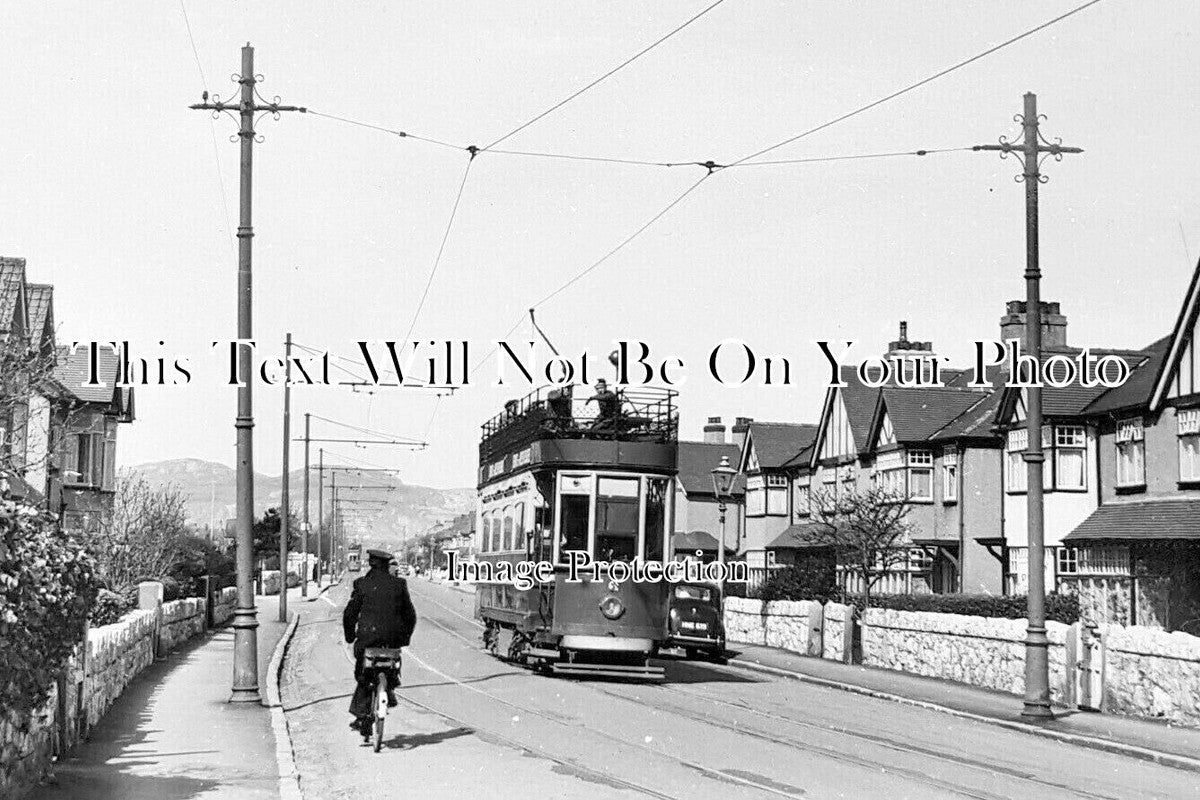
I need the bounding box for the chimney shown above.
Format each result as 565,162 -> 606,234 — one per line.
703,416 -> 726,444
999,300 -> 1068,349
885,320 -> 936,360
731,417 -> 753,449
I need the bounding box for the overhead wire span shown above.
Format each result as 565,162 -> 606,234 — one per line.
482,0 -> 729,151
730,0 -> 1104,166
307,413 -> 424,444
400,155 -> 476,349
469,171 -> 712,377
306,110 -> 465,152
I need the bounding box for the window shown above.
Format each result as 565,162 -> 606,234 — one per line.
559,495 -> 591,560
1054,426 -> 1087,490
908,548 -> 933,571
1057,547 -> 1078,575
491,512 -> 503,551
794,477 -> 811,517
514,503 -> 526,551
766,550 -> 778,567
502,509 -> 514,551
1006,430 -> 1028,493
595,477 -> 639,562
908,450 -> 933,502
1115,419 -> 1145,488
644,478 -> 667,563
745,475 -> 765,517
481,515 -> 491,552
766,473 -> 788,515
673,584 -> 713,602
942,452 -> 958,503
1179,410 -> 1200,483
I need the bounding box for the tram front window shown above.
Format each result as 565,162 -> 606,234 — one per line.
644,477 -> 668,563
596,477 -> 639,562
560,494 -> 590,556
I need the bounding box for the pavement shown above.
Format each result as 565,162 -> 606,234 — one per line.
725,639 -> 1200,772
31,585 -> 309,800
281,578 -> 1200,799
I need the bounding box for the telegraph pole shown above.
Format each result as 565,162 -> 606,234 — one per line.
317,448 -> 324,587
190,44 -> 306,704
278,333 -> 292,622
301,412 -> 310,597
975,93 -> 1081,719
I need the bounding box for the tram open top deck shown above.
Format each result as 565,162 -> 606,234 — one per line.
478,384 -> 678,488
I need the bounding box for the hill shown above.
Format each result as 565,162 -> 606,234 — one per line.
127,458 -> 475,550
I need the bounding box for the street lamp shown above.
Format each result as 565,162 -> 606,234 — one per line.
711,455 -> 737,600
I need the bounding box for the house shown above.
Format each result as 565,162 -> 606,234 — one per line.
734,417 -> 818,581
1045,259 -> 1200,631
807,324 -> 1006,595
671,422 -> 744,560
53,345 -> 135,533
991,301 -> 1155,597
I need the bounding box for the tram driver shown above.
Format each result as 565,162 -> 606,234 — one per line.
343,549 -> 418,739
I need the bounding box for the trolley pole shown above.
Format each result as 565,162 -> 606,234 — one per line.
301,413 -> 310,597
974,93 -> 1081,719
278,333 -> 293,622
190,44 -> 306,704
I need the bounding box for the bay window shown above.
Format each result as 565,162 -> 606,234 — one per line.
1115,418 -> 1145,488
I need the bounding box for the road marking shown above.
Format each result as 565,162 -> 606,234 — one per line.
319,594 -> 337,608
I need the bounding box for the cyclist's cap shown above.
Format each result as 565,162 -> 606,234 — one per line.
366,549 -> 394,561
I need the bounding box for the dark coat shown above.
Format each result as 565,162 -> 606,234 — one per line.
342,567 -> 417,648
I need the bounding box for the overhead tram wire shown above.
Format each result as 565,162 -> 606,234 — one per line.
178,0 -> 235,259
399,156 -> 476,349
729,0 -> 1104,167
481,0 -> 729,152
465,1 -> 1103,377
305,110 -> 464,152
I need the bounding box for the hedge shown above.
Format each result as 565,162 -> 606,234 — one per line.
842,592 -> 1081,624
0,499 -> 100,711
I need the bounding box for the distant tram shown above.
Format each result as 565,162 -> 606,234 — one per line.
474,383 -> 678,678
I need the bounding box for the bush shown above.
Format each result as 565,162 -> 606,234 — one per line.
756,560 -> 838,603
0,500 -> 100,712
90,589 -> 131,627
847,592 -> 1080,623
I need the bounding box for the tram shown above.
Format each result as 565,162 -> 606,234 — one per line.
473,383 -> 678,679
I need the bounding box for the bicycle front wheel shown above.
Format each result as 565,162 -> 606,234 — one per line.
373,673 -> 387,752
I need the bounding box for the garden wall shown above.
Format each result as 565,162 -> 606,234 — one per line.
724,600 -> 1200,726
1,587 -> 211,799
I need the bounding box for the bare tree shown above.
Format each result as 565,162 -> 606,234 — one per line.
87,472 -> 189,590
807,486 -> 914,609
0,332 -> 61,476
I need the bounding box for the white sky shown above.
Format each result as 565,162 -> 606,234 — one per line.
2,1 -> 1197,488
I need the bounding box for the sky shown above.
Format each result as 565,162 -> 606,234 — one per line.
2,1 -> 1198,489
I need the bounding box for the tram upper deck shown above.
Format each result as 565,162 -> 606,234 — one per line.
478,384 -> 678,489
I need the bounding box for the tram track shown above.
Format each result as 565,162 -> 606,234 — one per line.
409,584 -> 1146,800
412,590 -> 1000,799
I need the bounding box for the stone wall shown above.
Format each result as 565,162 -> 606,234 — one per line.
1103,625 -> 1200,726
211,586 -> 237,627
724,599 -> 1200,727
861,608 -> 1070,702
1,586 -> 212,799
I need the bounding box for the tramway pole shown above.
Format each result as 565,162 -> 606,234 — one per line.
301,413 -> 310,598
278,333 -> 293,622
190,44 -> 306,703
974,93 -> 1081,719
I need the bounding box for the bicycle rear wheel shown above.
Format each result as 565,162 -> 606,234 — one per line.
373,672 -> 387,752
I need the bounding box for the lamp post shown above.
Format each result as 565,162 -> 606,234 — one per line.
711,455 -> 737,600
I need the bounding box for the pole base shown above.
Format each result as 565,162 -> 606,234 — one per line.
229,688 -> 262,704
1020,703 -> 1055,720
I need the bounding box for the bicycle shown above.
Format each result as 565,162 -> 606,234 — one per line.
362,647 -> 403,752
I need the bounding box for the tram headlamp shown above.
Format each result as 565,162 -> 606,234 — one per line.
599,596 -> 625,620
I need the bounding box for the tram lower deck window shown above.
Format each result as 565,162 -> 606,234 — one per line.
596,478 -> 640,562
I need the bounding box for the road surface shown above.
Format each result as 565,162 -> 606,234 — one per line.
280,577 -> 1200,799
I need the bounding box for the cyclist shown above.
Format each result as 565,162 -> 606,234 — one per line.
343,549 -> 417,738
